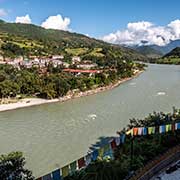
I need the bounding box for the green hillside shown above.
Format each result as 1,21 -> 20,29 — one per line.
157,47 -> 180,64
0,20 -> 146,62
134,45 -> 163,58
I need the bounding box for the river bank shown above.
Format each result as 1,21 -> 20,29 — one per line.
0,70 -> 143,112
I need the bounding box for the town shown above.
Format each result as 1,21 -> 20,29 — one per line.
0,54 -> 102,75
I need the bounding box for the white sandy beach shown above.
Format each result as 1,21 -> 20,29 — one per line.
0,71 -> 143,112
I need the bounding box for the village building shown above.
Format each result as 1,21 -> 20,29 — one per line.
72,56 -> 81,64
52,55 -> 64,60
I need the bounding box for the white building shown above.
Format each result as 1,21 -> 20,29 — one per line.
72,56 -> 81,64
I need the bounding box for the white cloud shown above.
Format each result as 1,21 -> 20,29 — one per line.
102,20 -> 180,46
41,14 -> 70,31
0,8 -> 7,17
15,14 -> 31,24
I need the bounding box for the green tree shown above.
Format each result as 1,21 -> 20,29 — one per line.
0,152 -> 34,180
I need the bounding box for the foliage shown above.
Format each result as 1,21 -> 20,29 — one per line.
65,108 -> 180,180
0,151 -> 34,180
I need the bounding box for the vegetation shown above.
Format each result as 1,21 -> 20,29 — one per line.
65,108 -> 180,180
0,62 -> 145,100
146,47 -> 180,64
0,151 -> 34,180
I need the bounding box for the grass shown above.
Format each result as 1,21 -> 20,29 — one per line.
88,48 -> 105,57
65,48 -> 89,56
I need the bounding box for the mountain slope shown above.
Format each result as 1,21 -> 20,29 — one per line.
0,20 -> 146,61
163,47 -> 180,58
131,39 -> 180,57
133,45 -> 163,58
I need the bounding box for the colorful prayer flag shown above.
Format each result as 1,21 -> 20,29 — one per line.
98,147 -> 104,158
138,127 -> 143,135
61,165 -> 69,178
42,173 -> 52,180
85,154 -> 92,166
120,134 -> 126,144
70,161 -> 77,174
133,128 -> 138,136
115,136 -> 120,146
143,127 -> 147,135
110,139 -> 116,150
92,149 -> 98,161
78,157 -> 86,169
52,169 -> 61,180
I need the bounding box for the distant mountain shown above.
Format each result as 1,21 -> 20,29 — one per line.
133,45 -> 163,58
130,39 -> 180,58
0,20 -> 146,61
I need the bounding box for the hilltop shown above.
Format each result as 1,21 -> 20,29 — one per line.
0,20 -> 145,62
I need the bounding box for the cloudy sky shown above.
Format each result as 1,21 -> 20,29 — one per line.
0,0 -> 180,46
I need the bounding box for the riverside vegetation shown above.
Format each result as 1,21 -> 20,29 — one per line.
1,108 -> 180,180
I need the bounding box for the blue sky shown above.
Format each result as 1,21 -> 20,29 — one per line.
0,0 -> 180,45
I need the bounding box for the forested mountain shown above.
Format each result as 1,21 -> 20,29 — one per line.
0,19 -> 145,61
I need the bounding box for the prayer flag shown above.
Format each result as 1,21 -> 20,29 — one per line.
92,149 -> 98,161
138,127 -> 143,135
110,139 -> 117,150
120,134 -> 126,144
98,147 -> 104,158
61,165 -> 69,178
85,154 -> 92,166
70,161 -> 77,174
42,173 -> 52,180
52,169 -> 61,180
143,127 -> 147,135
78,157 -> 86,169
115,136 -> 120,146
133,128 -> 138,136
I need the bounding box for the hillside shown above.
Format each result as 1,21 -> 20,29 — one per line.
157,47 -> 180,64
0,20 -> 146,62
163,47 -> 180,58
131,40 -> 180,58
133,45 -> 163,58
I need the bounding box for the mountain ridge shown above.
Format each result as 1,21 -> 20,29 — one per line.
0,20 -> 146,61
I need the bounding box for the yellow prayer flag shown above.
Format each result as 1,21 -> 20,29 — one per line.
62,165 -> 69,177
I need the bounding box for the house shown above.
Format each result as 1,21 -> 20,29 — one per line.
77,63 -> 97,69
72,56 -> 81,64
52,55 -> 64,60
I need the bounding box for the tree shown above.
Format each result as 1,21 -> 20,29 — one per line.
0,152 -> 34,180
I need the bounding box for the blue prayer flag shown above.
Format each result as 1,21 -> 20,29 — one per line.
143,127 -> 147,135
120,134 -> 126,144
92,149 -> 98,161
52,169 -> 61,180
42,173 -> 52,180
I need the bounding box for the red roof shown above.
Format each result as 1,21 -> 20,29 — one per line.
63,69 -> 102,73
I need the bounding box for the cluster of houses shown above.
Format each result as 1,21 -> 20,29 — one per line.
0,55 -> 100,75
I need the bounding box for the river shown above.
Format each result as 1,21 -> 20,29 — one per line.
0,64 -> 180,177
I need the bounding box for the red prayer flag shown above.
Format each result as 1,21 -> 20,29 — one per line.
172,123 -> 175,132
78,157 -> 86,169
110,139 -> 116,150
133,128 -> 138,136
